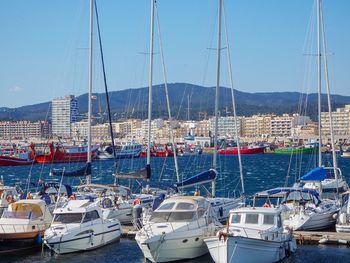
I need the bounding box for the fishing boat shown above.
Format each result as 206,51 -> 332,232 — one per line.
273,146 -> 315,155
0,146 -> 34,166
135,196 -> 221,263
335,190 -> 350,233
44,199 -> 121,254
218,145 -> 265,155
0,199 -> 52,253
204,207 -> 297,263
32,142 -> 99,164
97,142 -> 142,160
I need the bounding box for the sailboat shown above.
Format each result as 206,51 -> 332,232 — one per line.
44,0 -> 121,253
300,0 -> 348,198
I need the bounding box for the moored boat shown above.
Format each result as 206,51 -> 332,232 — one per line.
204,207 -> 297,263
218,145 -> 265,155
0,199 -> 52,254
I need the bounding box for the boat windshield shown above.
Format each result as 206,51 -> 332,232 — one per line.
149,211 -> 196,223
53,213 -> 83,224
2,211 -> 32,219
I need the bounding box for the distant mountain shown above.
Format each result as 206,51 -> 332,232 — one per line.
1,83 -> 350,121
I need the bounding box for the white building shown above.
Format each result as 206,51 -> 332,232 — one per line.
209,116 -> 242,138
52,95 -> 78,137
321,104 -> 350,137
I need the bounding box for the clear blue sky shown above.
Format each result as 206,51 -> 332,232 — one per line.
0,0 -> 349,108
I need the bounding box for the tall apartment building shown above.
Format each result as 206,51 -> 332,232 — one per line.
242,114 -> 274,138
270,114 -> 311,138
209,116 -> 242,138
321,104 -> 350,137
52,95 -> 78,137
0,120 -> 50,139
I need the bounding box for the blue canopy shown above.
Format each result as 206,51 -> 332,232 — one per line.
176,169 -> 217,189
301,167 -> 326,181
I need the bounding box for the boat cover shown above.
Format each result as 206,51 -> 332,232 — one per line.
300,167 -> 326,181
175,169 -> 217,189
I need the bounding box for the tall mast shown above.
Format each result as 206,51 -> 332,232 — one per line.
317,0 -> 322,167
154,2 -> 180,182
146,0 -> 155,173
86,0 -> 93,185
320,1 -> 338,191
212,0 -> 222,197
222,0 -> 245,195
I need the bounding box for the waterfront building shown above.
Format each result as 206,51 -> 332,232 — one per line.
209,116 -> 242,138
241,114 -> 274,138
270,114 -> 310,138
321,105 -> 350,139
0,120 -> 50,139
51,95 -> 78,138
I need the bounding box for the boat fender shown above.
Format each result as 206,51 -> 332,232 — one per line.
26,192 -> 31,199
218,231 -> 227,241
36,234 -> 43,245
132,198 -> 141,207
219,207 -> 223,217
6,195 -> 14,204
102,198 -> 112,208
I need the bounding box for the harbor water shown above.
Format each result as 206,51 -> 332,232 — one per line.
1,153 -> 350,262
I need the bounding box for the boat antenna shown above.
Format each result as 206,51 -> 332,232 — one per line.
154,1 -> 180,183
319,0 -> 338,193
86,0 -> 93,185
94,0 -> 118,184
212,0 -> 223,197
222,0 -> 245,196
146,0 -> 155,183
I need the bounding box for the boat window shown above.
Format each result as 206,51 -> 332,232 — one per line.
54,213 -> 83,224
149,211 -> 196,223
245,213 -> 259,224
158,202 -> 175,210
176,202 -> 195,210
263,214 -> 275,225
2,211 -> 31,219
230,214 -> 241,224
83,210 -> 100,223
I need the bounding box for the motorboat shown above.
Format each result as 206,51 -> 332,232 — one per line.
254,187 -> 339,231
97,142 -> 142,160
0,145 -> 34,166
204,207 -> 297,263
0,199 -> 52,253
44,199 -> 121,254
336,190 -> 350,233
135,196 -> 221,263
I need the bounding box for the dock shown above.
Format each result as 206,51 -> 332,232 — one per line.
121,225 -> 137,238
294,231 -> 350,245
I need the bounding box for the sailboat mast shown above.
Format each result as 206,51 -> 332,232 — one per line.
87,0 -> 93,185
212,0 -> 222,197
317,0 -> 322,168
320,1 -> 338,190
147,0 -> 155,172
154,3 -> 180,182
222,0 -> 245,195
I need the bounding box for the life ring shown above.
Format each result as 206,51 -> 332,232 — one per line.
26,192 -> 31,199
69,195 -> 76,200
6,195 -> 14,204
263,203 -> 271,208
132,198 -> 141,207
101,198 -> 113,208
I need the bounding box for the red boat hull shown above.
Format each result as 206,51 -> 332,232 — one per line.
33,143 -> 98,164
0,156 -> 33,166
218,146 -> 265,155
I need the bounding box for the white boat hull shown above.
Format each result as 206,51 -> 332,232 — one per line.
136,228 -> 209,262
284,210 -> 337,231
205,236 -> 296,263
45,220 -> 121,254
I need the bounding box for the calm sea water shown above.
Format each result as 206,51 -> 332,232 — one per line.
1,153 -> 350,262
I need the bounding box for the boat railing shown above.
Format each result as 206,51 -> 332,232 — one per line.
0,222 -> 46,234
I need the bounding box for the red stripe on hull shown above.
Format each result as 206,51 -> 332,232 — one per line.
0,156 -> 33,166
